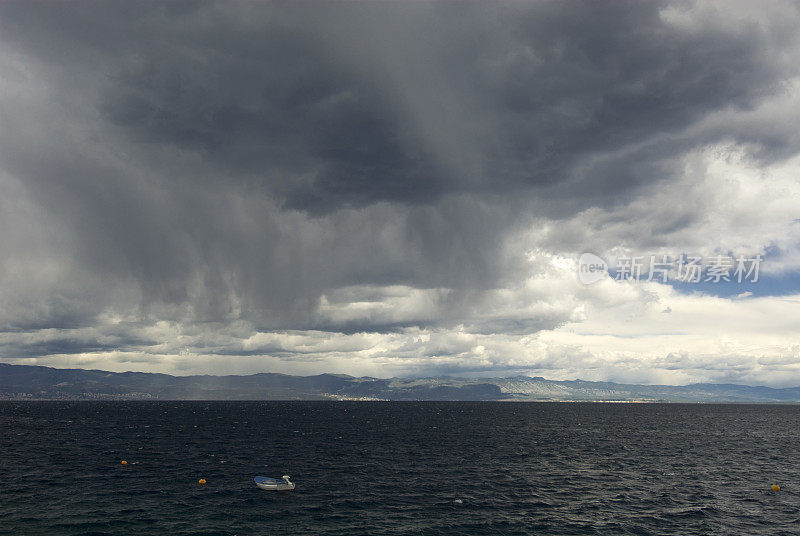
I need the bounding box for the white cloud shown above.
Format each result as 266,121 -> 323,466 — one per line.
4,244 -> 798,386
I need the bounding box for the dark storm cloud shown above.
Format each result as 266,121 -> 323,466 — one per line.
0,0 -> 798,359
103,1 -> 792,210
4,2 -> 792,209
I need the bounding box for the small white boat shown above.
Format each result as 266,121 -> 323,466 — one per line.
254,475 -> 295,491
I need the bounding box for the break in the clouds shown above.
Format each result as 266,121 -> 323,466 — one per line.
1,1 -> 799,385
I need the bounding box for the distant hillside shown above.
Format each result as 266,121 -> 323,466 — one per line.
1,363 -> 799,402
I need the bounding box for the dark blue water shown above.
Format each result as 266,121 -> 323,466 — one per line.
1,402 -> 798,535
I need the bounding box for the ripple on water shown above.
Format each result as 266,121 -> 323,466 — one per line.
1,401 -> 799,535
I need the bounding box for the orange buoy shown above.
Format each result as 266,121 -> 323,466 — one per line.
121,460 -> 128,465
771,484 -> 781,492
198,478 -> 207,485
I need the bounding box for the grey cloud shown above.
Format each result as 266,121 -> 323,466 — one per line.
0,337 -> 148,359
0,1 -> 799,368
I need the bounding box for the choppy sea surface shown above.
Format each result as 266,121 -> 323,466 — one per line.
1,402 -> 799,535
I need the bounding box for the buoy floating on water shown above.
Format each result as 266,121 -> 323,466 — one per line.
198,478 -> 207,485
771,484 -> 781,492
120,460 -> 128,465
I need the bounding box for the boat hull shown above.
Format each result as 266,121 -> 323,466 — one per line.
255,482 -> 295,491
254,476 -> 295,491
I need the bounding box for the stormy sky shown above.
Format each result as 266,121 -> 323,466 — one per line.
1,1 -> 799,385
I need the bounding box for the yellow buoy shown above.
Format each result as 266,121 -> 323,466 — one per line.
121,460 -> 128,465
771,484 -> 781,492
198,478 -> 207,485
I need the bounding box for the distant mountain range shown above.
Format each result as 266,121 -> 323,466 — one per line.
2,363 -> 800,402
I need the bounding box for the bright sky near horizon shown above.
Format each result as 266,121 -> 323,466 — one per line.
1,1 -> 799,385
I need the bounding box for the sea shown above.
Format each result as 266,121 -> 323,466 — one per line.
1,401 -> 798,535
